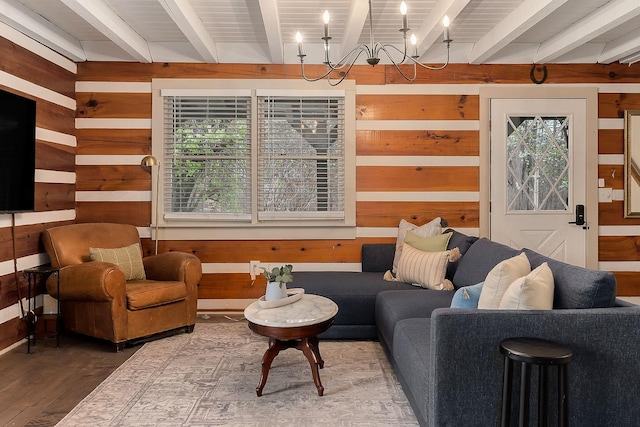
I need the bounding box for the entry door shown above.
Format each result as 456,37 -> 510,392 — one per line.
490,99 -> 587,267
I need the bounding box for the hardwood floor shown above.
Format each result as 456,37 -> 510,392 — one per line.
0,315 -> 236,426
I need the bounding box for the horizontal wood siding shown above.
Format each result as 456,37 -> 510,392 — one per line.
71,62 -> 640,304
598,92 -> 640,295
357,130 -> 479,156
356,95 -> 479,120
0,33 -> 76,351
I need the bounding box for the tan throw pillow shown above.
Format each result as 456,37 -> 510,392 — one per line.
392,218 -> 442,275
89,243 -> 146,281
395,243 -> 454,290
478,252 -> 530,309
499,262 -> 555,310
404,231 -> 452,252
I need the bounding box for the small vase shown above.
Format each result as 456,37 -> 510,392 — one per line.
265,281 -> 287,301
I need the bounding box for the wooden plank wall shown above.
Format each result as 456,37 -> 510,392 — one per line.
0,30 -> 76,352
74,62 -> 640,308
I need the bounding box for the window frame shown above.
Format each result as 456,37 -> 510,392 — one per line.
151,78 -> 356,240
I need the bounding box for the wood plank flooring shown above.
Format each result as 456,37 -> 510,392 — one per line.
0,315 -> 237,426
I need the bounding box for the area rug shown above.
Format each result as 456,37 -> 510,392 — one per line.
56,320 -> 418,426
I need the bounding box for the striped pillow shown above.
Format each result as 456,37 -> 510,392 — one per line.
396,243 -> 453,290
89,243 -> 146,280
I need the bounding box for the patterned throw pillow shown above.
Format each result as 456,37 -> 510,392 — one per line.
89,243 -> 146,280
395,243 -> 454,290
392,217 -> 442,275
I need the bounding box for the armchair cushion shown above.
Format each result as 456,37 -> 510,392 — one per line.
89,243 -> 146,280
126,280 -> 187,310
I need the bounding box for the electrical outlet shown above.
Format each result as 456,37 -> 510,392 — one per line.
249,260 -> 261,280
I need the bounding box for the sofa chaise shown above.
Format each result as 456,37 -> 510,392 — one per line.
296,229 -> 640,426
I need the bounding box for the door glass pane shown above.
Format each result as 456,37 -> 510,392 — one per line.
506,115 -> 569,212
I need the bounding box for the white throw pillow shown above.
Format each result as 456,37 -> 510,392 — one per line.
392,217 -> 442,275
395,243 -> 454,290
499,262 -> 555,310
478,252 -> 530,309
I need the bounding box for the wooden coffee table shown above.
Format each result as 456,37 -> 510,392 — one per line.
244,294 -> 338,396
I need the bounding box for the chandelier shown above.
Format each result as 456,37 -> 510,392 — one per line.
295,0 -> 452,86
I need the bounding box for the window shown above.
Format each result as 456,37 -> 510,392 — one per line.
152,79 -> 355,240
163,93 -> 252,220
257,95 -> 345,220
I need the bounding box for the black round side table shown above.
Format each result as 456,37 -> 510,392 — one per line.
500,337 -> 573,427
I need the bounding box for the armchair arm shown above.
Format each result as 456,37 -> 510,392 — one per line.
46,262 -> 126,302
143,252 -> 202,286
428,307 -> 640,426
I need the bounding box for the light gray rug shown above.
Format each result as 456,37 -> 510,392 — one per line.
57,320 -> 418,426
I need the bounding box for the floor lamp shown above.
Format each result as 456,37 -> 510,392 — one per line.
140,155 -> 160,255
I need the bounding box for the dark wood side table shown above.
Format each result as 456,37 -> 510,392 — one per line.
244,294 -> 338,396
23,265 -> 60,354
500,337 -> 573,427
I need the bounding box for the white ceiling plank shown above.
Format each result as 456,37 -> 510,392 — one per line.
60,0 -> 152,63
620,51 -> 640,65
469,0 -> 568,64
158,0 -> 218,63
0,0 -> 86,61
414,0 -> 471,58
258,0 -> 283,64
598,27 -> 640,63
340,0 -> 369,59
535,0 -> 640,64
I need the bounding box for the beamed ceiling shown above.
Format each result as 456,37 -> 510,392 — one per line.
1,0 -> 640,66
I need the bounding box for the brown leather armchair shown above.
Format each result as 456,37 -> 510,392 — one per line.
42,223 -> 202,351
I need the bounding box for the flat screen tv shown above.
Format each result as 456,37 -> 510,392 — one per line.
0,89 -> 36,213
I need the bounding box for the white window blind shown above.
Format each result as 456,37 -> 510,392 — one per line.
257,96 -> 345,220
163,95 -> 252,220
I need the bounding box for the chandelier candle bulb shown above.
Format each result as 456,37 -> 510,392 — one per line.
323,10 -> 330,38
400,2 -> 408,30
443,15 -> 450,41
295,32 -> 304,56
411,33 -> 417,57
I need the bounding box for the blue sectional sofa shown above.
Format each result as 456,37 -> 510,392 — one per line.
296,229 -> 640,427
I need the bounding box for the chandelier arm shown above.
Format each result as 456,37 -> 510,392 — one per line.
383,43 -> 451,71
324,46 -> 370,71
299,61 -> 335,82
326,53 -> 367,86
378,44 -> 418,81
300,48 -> 369,84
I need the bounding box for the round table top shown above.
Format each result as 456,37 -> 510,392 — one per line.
244,294 -> 338,328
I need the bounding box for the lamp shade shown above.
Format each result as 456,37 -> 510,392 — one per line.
141,155 -> 158,167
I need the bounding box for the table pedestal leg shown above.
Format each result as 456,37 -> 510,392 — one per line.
255,336 -> 326,397
300,336 -> 324,396
256,338 -> 281,397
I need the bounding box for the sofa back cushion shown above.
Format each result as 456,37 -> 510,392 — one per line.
523,249 -> 617,309
362,243 -> 396,272
452,238 -> 521,288
444,229 -> 479,280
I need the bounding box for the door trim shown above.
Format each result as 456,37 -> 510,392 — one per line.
479,87 -> 599,269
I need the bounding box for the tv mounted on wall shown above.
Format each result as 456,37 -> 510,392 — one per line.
0,88 -> 36,213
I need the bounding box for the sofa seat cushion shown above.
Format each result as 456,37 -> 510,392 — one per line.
391,318 -> 433,425
126,280 -> 187,310
376,289 -> 454,352
296,272 -> 420,330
